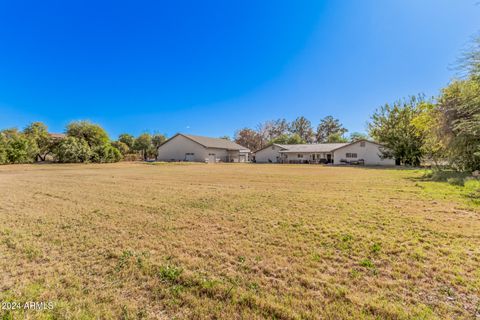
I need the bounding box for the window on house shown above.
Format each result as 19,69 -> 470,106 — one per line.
346,153 -> 358,158
360,141 -> 366,147
185,153 -> 194,155
208,153 -> 216,156
298,154 -> 303,158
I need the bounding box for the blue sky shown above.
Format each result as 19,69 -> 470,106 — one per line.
0,1 -> 479,139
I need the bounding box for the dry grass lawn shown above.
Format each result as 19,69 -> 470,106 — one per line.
0,163 -> 479,319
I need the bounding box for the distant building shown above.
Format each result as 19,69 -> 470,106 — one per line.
49,133 -> 66,139
157,133 -> 250,163
254,140 -> 395,166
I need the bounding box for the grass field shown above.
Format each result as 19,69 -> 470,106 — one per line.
0,163 -> 479,319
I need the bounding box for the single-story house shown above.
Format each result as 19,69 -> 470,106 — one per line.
254,140 -> 395,166
49,133 -> 66,139
157,133 -> 250,163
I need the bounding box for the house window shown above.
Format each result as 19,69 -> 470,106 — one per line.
346,153 -> 358,158
186,153 -> 194,155
208,153 -> 216,156
360,141 -> 366,147
297,154 -> 303,158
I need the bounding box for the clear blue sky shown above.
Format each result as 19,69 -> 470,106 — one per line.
1,1 -> 479,139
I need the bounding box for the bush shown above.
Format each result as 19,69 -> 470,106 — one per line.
5,135 -> 37,164
0,136 -> 7,164
55,137 -> 92,163
91,144 -> 122,163
447,177 -> 465,186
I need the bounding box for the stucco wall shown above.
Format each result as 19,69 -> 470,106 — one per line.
255,145 -> 282,163
333,141 -> 395,166
157,136 -> 248,162
157,135 -> 208,162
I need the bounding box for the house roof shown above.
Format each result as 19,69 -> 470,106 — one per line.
278,143 -> 350,153
253,143 -> 288,153
256,140 -> 383,154
167,133 -> 250,152
49,133 -> 66,139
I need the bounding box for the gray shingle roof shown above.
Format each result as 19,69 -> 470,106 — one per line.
277,143 -> 350,153
180,134 -> 250,152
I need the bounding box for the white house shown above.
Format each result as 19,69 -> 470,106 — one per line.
254,140 -> 395,166
157,133 -> 250,163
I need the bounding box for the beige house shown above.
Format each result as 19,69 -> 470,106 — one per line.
157,133 -> 250,163
254,140 -> 395,166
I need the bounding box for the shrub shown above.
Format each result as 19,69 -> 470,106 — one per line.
5,134 -> 37,164
447,177 -> 465,186
55,137 -> 92,163
91,144 -> 122,163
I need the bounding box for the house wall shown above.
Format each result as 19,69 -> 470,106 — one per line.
205,148 -> 229,163
157,135 -> 208,162
283,153 -> 309,162
333,141 -> 395,166
157,135 -> 250,163
255,145 -> 282,163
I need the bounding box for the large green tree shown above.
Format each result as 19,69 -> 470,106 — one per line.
118,133 -> 135,151
411,102 -> 445,167
270,133 -> 305,145
436,79 -> 480,171
289,117 -> 314,143
66,121 -> 109,148
368,96 -> 426,166
349,132 -> 369,142
134,133 -> 152,161
1,129 -> 38,164
23,122 -> 53,161
316,116 -> 348,143
65,121 -> 120,163
55,136 -> 92,163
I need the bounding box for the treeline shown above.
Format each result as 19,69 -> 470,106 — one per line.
235,36 -> 480,173
234,116 -> 366,151
367,37 -> 480,172
0,121 -> 166,164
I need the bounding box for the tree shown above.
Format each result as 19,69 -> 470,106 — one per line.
436,79 -> 480,171
257,119 -> 290,142
316,116 -> 348,143
66,121 -> 109,148
23,122 -> 53,161
271,133 -> 306,144
0,129 -> 37,164
151,134 -> 167,149
65,121 -> 121,163
368,96 -> 426,166
54,137 -> 92,163
118,133 -> 135,151
459,35 -> 480,81
289,117 -> 314,143
91,144 -> 122,163
326,133 -> 348,143
349,132 -> 368,142
0,133 -> 7,164
234,128 -> 264,151
134,133 -> 152,161
411,102 -> 445,167
111,141 -> 130,156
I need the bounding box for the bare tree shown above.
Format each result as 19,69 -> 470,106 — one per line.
234,128 -> 265,151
